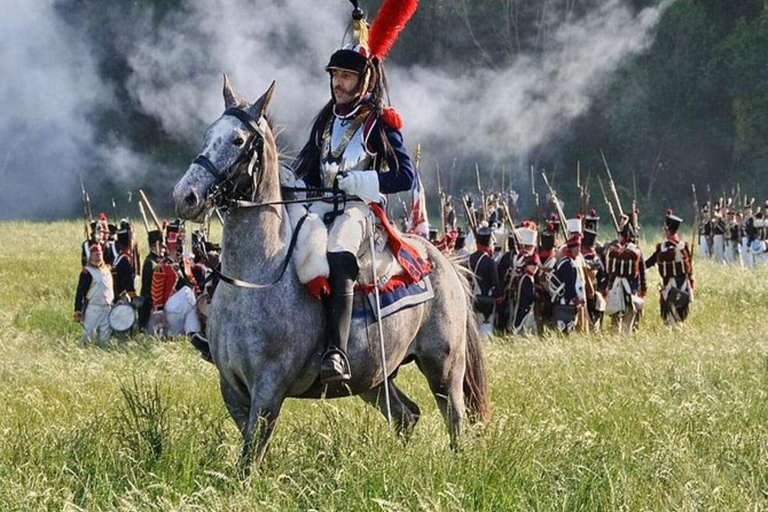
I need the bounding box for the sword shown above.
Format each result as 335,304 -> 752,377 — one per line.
368,215 -> 391,425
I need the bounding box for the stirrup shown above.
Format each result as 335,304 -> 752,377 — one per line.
320,347 -> 351,384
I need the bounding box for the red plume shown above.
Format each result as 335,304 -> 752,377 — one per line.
666,209 -> 673,216
368,0 -> 419,59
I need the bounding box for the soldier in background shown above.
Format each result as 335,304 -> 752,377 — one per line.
113,221 -> 137,299
453,231 -> 470,267
742,198 -> 755,267
646,210 -> 695,324
604,217 -> 647,333
74,244 -> 114,344
552,232 -> 585,335
698,204 -> 712,258
507,224 -> 539,335
138,228 -> 164,330
581,228 -> 607,331
469,227 -> 501,339
711,202 -> 726,263
725,211 -> 742,266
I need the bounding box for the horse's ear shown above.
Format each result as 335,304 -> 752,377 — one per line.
223,73 -> 238,109
249,81 -> 276,119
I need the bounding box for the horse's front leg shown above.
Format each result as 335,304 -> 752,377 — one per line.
239,385 -> 286,477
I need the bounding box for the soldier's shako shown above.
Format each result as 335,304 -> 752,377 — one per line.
85,264 -> 114,306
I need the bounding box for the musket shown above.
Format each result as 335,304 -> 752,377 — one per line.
530,165 -> 540,226
461,195 -> 478,237
501,202 -> 521,252
541,172 -> 568,238
79,175 -> 91,239
706,184 -> 712,220
111,198 -> 119,225
691,184 -> 699,260
598,176 -> 620,235
600,149 -> 625,219
475,163 -> 486,222
139,189 -> 163,232
436,162 -> 447,237
576,161 -> 584,215
413,144 -> 421,171
137,199 -> 151,235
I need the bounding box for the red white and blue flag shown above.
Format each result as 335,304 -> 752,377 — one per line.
406,173 -> 429,237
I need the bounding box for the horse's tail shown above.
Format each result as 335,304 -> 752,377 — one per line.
451,258 -> 491,424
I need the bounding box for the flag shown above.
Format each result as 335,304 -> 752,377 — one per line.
406,173 -> 429,237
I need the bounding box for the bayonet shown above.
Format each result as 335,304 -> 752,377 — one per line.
600,149 -> 624,219
598,176 -> 620,235
139,189 -> 163,233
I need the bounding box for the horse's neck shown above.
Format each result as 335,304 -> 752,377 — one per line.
221,157 -> 291,277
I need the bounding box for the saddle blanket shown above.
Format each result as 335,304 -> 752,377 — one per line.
354,275 -> 434,321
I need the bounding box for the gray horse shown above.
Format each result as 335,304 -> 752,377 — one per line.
173,77 -> 490,472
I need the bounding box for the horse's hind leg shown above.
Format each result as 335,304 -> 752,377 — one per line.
420,352 -> 466,450
359,379 -> 421,440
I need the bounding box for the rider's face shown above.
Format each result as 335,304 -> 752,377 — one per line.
331,69 -> 361,106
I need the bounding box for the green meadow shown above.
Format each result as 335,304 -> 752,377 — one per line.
1,220 -> 767,511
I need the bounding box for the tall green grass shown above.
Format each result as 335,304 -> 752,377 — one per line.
1,221 -> 767,511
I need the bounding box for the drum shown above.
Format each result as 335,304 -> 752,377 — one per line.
109,302 -> 136,333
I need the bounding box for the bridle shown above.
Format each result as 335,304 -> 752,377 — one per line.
193,107 -> 267,209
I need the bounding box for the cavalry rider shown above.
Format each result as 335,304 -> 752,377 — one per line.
604,216 -> 647,333
469,227 -> 502,339
292,1 -> 419,383
645,210 -> 695,324
138,227 -> 164,330
74,243 -> 114,344
150,223 -> 202,339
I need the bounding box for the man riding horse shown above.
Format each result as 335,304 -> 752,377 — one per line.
293,1 -> 417,384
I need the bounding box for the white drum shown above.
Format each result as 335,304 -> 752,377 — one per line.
109,302 -> 136,333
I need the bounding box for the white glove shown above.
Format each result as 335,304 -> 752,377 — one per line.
337,171 -> 381,204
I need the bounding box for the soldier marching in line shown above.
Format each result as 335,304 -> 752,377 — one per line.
497,230 -> 521,331
581,228 -> 607,331
698,204 -> 712,259
469,227 -> 502,340
751,207 -> 767,265
645,210 -> 695,324
741,198 -> 755,267
603,216 -> 647,334
74,244 -> 114,344
711,201 -> 726,263
507,223 -> 539,335
725,210 -> 742,266
552,230 -> 586,335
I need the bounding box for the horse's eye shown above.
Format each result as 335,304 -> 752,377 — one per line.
233,137 -> 245,146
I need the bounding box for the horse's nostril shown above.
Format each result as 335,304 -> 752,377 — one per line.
185,191 -> 198,207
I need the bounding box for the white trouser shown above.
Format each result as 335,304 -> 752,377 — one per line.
83,303 -> 111,344
476,312 -> 494,340
309,201 -> 369,254
712,234 -> 725,263
699,235 -> 710,258
741,237 -> 752,267
164,286 -> 201,335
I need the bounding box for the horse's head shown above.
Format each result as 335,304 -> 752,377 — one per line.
174,75 -> 276,220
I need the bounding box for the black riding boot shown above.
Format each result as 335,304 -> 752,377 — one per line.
189,332 -> 213,363
320,251 -> 359,384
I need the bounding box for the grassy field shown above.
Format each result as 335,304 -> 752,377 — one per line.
2,220 -> 768,511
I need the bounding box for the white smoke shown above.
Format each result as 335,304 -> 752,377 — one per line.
0,0 -> 672,218
0,1 -> 105,219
